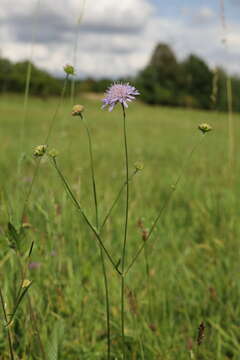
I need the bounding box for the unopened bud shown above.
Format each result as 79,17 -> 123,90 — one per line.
142,229 -> 149,242
134,161 -> 144,171
63,64 -> 75,76
48,148 -> 59,159
198,123 -> 212,134
33,145 -> 47,157
22,279 -> 32,288
72,104 -> 84,117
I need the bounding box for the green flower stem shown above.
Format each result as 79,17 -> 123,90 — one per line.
143,244 -> 153,322
45,75 -> 69,145
70,0 -> 87,105
100,170 -> 137,233
81,115 -> 111,360
121,104 -> 129,359
81,117 -> 99,227
52,158 -> 121,275
126,133 -> 206,275
20,75 -> 69,225
0,288 -> 14,360
20,0 -> 41,155
20,158 -> 41,225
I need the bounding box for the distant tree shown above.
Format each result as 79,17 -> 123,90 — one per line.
0,58 -> 61,96
181,54 -> 213,109
0,58 -> 13,92
137,43 -> 181,106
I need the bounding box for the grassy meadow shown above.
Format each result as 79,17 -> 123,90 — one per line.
0,92 -> 240,359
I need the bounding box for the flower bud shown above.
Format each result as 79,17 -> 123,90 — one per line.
198,123 -> 212,134
63,64 -> 75,76
72,104 -> 84,116
33,145 -> 47,157
22,279 -> 32,288
134,161 -> 144,171
48,148 -> 59,159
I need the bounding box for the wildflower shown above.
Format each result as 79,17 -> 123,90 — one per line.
63,64 -> 75,76
198,123 -> 212,134
72,104 -> 84,117
102,82 -> 140,111
33,145 -> 47,157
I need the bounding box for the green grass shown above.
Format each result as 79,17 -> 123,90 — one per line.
0,93 -> 240,359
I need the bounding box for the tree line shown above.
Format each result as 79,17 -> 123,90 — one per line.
1,43 -> 240,112
136,43 -> 240,112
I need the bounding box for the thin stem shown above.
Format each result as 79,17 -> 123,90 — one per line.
45,75 -> 69,145
20,75 -> 69,224
70,0 -> 87,105
121,276 -> 125,359
20,0 -> 41,154
143,244 -> 153,322
226,76 -> 234,169
100,170 -> 137,233
100,247 -> 111,359
21,158 -> 41,225
126,134 -> 206,275
81,115 -> 111,359
220,0 -> 234,171
121,104 -> 129,359
82,117 -> 99,227
0,288 -> 15,360
52,158 -> 121,275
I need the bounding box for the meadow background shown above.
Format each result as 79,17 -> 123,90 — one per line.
0,0 -> 240,359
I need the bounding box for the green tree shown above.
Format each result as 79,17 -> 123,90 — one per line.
137,43 -> 181,106
181,54 -> 213,109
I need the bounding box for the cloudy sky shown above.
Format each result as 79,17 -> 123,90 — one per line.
0,0 -> 239,78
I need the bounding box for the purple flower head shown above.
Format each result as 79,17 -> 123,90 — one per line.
102,82 -> 140,112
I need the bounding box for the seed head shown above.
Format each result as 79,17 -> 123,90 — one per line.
63,64 -> 75,76
72,104 -> 84,117
198,123 -> 212,134
33,145 -> 47,157
197,321 -> 205,346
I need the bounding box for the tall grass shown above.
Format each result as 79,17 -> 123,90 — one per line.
0,2 -> 239,358
1,94 -> 240,358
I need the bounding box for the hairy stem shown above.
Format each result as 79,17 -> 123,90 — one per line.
121,104 -> 129,359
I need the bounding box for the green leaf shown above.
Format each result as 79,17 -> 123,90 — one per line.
6,280 -> 33,326
7,222 -> 20,250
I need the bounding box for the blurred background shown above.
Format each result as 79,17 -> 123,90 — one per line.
0,0 -> 240,110
0,2 -> 240,359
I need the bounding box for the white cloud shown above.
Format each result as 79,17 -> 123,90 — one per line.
0,1 -> 239,78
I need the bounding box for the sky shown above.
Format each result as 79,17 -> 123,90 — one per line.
0,0 -> 240,78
